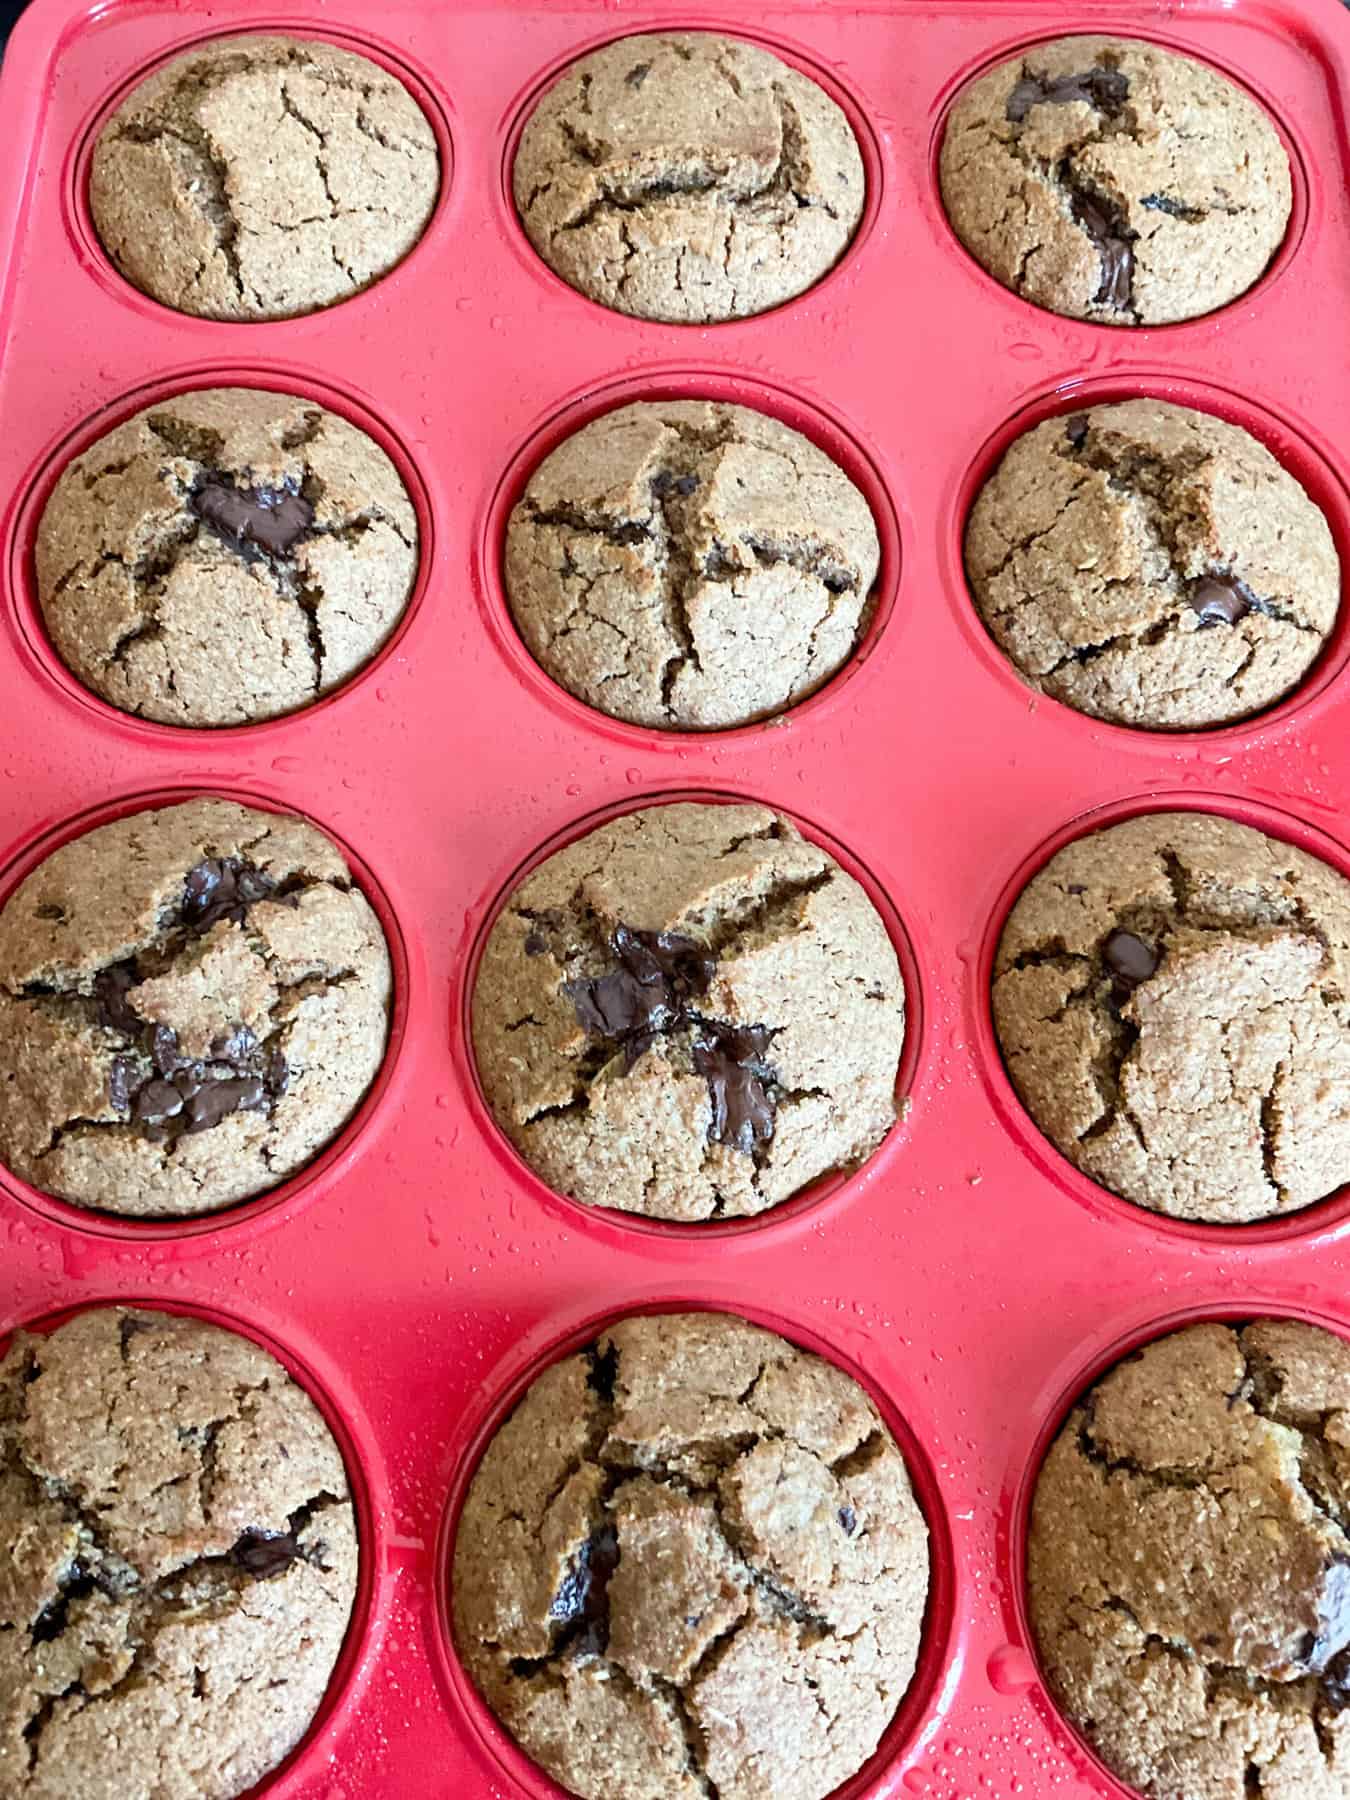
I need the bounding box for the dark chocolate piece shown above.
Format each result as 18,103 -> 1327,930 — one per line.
838,1506 -> 858,1535
692,1022 -> 776,1154
1070,189 -> 1134,309
1190,574 -> 1256,627
549,1523 -> 620,1656
232,1530 -> 301,1579
1006,66 -> 1129,124
1103,929 -> 1159,990
94,963 -> 141,1035
191,477 -> 314,558
182,857 -> 276,931
1065,413 -> 1090,449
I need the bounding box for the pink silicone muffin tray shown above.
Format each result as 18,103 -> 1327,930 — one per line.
2,0 -> 1350,1794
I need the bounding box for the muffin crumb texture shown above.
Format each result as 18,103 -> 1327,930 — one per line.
454,1311 -> 930,1800
965,400 -> 1338,730
993,811 -> 1350,1223
506,400 -> 880,730
940,35 -> 1291,325
0,799 -> 391,1218
513,32 -> 864,323
0,1307 -> 358,1800
90,34 -> 439,322
36,388 -> 418,728
1031,1319 -> 1350,1799
472,802 -> 905,1221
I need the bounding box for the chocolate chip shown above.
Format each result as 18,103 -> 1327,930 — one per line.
1005,66 -> 1129,123
231,1530 -> 300,1579
209,1025 -> 257,1062
1190,573 -> 1256,627
565,925 -> 715,1047
692,1021 -> 776,1154
182,857 -> 276,931
1064,413 -> 1090,449
1324,1645 -> 1350,1709
134,1079 -> 184,1126
549,1524 -> 620,1655
267,1048 -> 289,1096
586,1342 -> 618,1403
1103,929 -> 1158,989
152,1025 -> 182,1077
182,1075 -> 266,1134
651,470 -> 699,498
523,932 -> 548,957
838,1506 -> 858,1535
1067,883 -> 1087,896
625,62 -> 650,88
1070,189 -> 1134,309
192,477 -> 315,558
94,963 -> 141,1034
108,1055 -> 135,1114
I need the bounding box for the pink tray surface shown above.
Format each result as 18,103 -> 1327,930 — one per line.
3,0 -> 1350,1793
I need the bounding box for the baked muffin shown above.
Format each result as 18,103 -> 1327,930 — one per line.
993,810 -> 1350,1223
1030,1319 -> 1350,1798
513,32 -> 864,323
0,798 -> 391,1217
90,34 -> 438,321
454,1310 -> 930,1800
506,400 -> 880,729
965,399 -> 1337,729
472,801 -> 905,1221
940,36 -> 1291,325
37,387 -> 418,727
0,1305 -> 358,1799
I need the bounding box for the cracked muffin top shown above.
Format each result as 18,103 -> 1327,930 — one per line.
453,1310 -> 930,1800
0,798 -> 391,1219
939,36 -> 1291,326
993,811 -> 1350,1224
965,400 -> 1339,731
512,32 -> 865,324
1030,1319 -> 1350,1800
0,1306 -> 358,1800
505,400 -> 881,731
471,801 -> 906,1222
90,34 -> 439,322
35,388 -> 418,729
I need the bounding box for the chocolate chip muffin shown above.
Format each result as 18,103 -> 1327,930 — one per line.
36,388 -> 418,728
965,400 -> 1339,730
0,798 -> 391,1218
454,1311 -> 930,1800
513,32 -> 864,324
471,802 -> 905,1222
993,811 -> 1350,1224
939,36 -> 1292,325
0,1306 -> 358,1800
1030,1319 -> 1350,1799
505,400 -> 880,730
90,34 -> 439,322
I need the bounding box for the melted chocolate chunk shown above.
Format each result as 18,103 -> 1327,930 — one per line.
106,1012 -> 287,1140
564,925 -> 778,1154
1324,1645 -> 1350,1709
586,1342 -> 618,1403
232,1530 -> 301,1579
1303,1558 -> 1350,1674
1064,413 -> 1090,449
838,1506 -> 858,1535
1006,66 -> 1129,123
182,858 -> 276,931
692,1022 -> 776,1154
94,962 -> 141,1034
108,1055 -> 135,1114
650,470 -> 699,498
1103,929 -> 1159,991
1070,189 -> 1134,309
191,477 -> 315,558
564,926 -> 714,1044
625,62 -> 650,88
549,1524 -> 620,1656
1190,573 -> 1256,627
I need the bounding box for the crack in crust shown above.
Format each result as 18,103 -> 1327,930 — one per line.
965,398 -> 1339,730
513,33 -> 864,324
472,803 -> 905,1222
993,811 -> 1350,1224
1031,1320 -> 1350,1800
505,401 -> 880,732
939,34 -> 1291,326
0,799 -> 392,1219
453,1313 -> 929,1800
89,35 -> 439,322
0,1307 -> 358,1800
36,390 -> 418,729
